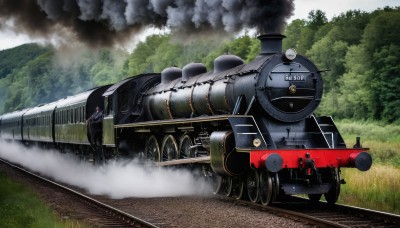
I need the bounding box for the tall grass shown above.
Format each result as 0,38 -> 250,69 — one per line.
0,171 -> 87,227
339,165 -> 400,214
335,120 -> 400,214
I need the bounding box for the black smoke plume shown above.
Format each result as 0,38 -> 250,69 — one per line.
0,0 -> 294,47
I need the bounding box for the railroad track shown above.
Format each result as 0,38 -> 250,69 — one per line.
276,197 -> 400,228
216,195 -> 400,227
0,158 -> 158,228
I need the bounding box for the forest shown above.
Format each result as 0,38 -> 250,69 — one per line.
0,6 -> 399,124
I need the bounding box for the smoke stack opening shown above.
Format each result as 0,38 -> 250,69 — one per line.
258,34 -> 286,55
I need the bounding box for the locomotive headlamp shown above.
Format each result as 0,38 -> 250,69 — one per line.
253,138 -> 262,147
285,48 -> 297,60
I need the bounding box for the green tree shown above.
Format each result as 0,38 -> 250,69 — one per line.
296,10 -> 328,53
334,45 -> 372,119
125,34 -> 168,75
307,10 -> 328,31
370,44 -> 400,122
330,10 -> 371,46
283,19 -> 306,50
0,44 -> 49,79
146,38 -> 183,72
306,29 -> 348,92
362,11 -> 400,122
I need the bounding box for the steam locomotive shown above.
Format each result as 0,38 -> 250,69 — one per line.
0,34 -> 372,205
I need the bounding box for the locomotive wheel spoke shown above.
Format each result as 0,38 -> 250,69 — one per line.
259,169 -> 273,206
212,175 -> 223,194
246,169 -> 260,203
212,175 -> 232,196
145,135 -> 160,162
324,168 -> 341,205
231,175 -> 246,200
178,134 -> 194,159
222,176 -> 233,197
161,135 -> 178,161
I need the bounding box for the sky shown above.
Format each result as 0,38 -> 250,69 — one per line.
0,0 -> 398,51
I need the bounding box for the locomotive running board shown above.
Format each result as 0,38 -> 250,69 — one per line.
115,114 -> 247,128
154,156 -> 210,167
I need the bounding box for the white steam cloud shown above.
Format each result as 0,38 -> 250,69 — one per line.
0,140 -> 211,199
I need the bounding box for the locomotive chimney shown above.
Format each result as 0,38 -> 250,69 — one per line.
258,34 -> 286,55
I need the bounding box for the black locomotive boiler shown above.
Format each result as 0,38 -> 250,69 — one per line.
0,34 -> 372,205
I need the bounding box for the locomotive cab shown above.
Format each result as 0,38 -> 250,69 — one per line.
101,74 -> 160,156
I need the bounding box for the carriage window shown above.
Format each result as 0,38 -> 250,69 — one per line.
79,107 -> 84,123
77,107 -> 81,123
74,108 -> 77,123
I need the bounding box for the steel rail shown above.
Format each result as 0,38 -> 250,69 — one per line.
216,194 -> 400,227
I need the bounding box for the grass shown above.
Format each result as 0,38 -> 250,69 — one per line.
339,165 -> 400,214
335,120 -> 400,214
0,171 -> 87,228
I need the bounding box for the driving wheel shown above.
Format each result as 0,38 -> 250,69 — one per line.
145,135 -> 160,162
161,135 -> 178,161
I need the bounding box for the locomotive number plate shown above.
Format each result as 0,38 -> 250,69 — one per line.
285,75 -> 305,81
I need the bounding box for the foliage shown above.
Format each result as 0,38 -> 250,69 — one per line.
309,7 -> 400,123
124,34 -> 227,74
0,45 -> 127,114
0,43 -> 49,79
